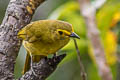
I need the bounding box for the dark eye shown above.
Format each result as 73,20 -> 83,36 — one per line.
58,31 -> 63,35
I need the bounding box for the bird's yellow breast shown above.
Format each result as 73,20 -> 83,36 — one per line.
23,37 -> 70,56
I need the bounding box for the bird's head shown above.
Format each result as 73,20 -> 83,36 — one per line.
56,29 -> 80,40
52,20 -> 80,41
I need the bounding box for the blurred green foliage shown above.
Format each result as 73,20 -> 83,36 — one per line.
14,46 -> 26,78
48,0 -> 120,80
0,0 -> 9,24
48,1 -> 98,80
0,0 -> 120,80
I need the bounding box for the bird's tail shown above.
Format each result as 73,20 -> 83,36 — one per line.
22,52 -> 41,74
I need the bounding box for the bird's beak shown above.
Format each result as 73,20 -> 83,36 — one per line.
70,32 -> 80,39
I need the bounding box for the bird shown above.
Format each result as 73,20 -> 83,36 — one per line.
17,20 -> 80,75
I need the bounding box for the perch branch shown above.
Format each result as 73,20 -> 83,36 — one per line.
0,0 -> 65,79
0,0 -> 45,79
78,0 -> 113,80
19,54 -> 66,80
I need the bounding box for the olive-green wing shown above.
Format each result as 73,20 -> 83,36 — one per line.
22,51 -> 31,74
17,24 -> 37,43
22,51 -> 42,74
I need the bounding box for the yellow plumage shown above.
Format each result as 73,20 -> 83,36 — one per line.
17,20 -> 80,74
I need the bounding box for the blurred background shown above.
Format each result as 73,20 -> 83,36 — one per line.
0,0 -> 120,80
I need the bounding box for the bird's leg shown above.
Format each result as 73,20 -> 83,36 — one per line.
30,54 -> 38,76
53,52 -> 58,57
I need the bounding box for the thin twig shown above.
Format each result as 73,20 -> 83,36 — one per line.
19,54 -> 66,80
73,39 -> 87,80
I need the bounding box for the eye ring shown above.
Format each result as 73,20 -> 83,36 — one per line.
58,31 -> 63,35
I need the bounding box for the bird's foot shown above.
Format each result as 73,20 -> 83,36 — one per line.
31,65 -> 38,76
